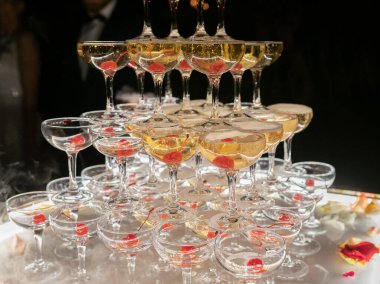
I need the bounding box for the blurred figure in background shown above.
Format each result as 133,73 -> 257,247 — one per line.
0,0 -> 40,164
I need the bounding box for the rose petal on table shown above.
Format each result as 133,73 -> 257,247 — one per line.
368,226 -> 380,237
351,195 -> 369,213
365,199 -> 380,213
342,270 -> 355,277
338,238 -> 380,265
323,219 -> 345,242
11,234 -> 25,256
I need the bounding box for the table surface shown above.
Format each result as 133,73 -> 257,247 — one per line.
0,190 -> 379,284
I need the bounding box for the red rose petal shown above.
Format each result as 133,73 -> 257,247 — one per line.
207,231 -> 217,239
247,258 -> 264,270
162,151 -> 182,164
342,271 -> 355,277
161,223 -> 174,231
212,155 -> 234,170
71,135 -> 85,146
100,60 -> 117,71
233,63 -> 243,71
117,149 -> 134,157
104,127 -> 115,133
340,242 -> 379,262
122,234 -> 139,246
147,63 -> 165,73
305,179 -> 314,187
33,214 -> 46,224
160,213 -> 169,220
179,60 -> 192,72
278,213 -> 290,221
209,60 -> 228,75
75,223 -> 88,236
180,245 -> 196,252
128,61 -> 137,69
292,193 -> 304,201
220,138 -> 234,142
166,134 -> 179,138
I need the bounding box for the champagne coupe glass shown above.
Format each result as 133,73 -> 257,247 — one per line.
93,136 -> 143,209
153,220 -> 216,284
182,38 -> 245,122
267,103 -> 313,172
41,117 -> 96,204
253,112 -> 298,194
6,191 -> 60,282
198,126 -> 266,232
292,161 -> 336,188
246,41 -> 284,115
228,118 -> 283,211
143,121 -> 198,221
228,42 -> 265,118
77,41 -> 129,117
127,38 -> 181,121
97,209 -> 158,283
267,190 -> 316,279
49,202 -> 103,283
214,229 -> 286,283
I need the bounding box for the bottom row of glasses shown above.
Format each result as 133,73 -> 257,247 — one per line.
6,191 -> 299,283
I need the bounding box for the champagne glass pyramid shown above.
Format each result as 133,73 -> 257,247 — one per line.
41,117 -> 96,204
77,41 -> 129,117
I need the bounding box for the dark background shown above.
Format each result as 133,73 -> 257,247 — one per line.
28,0 -> 379,193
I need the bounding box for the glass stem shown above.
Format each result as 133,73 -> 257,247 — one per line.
195,0 -> 207,36
136,69 -> 146,105
226,171 -> 239,220
232,73 -> 242,116
143,0 -> 153,36
267,146 -> 277,183
168,165 -> 179,209
104,74 -> 115,113
251,68 -> 263,109
67,152 -> 78,190
105,156 -> 114,174
283,134 -> 294,171
248,163 -> 258,197
182,267 -> 192,284
33,229 -> 45,267
209,76 -> 221,120
182,73 -> 191,111
77,243 -> 87,278
148,156 -> 157,183
118,160 -> 129,195
205,80 -> 212,106
194,152 -> 202,191
125,255 -> 137,284
216,0 -> 226,36
153,75 -> 165,118
282,253 -> 294,267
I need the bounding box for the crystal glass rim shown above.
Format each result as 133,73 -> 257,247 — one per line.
97,214 -> 156,235
253,208 -> 303,228
126,38 -> 183,44
46,176 -> 91,191
78,41 -> 127,45
94,136 -> 142,146
6,191 -> 53,212
49,202 -> 104,224
228,119 -> 283,133
41,117 -> 93,129
199,127 -> 266,144
292,161 -> 336,178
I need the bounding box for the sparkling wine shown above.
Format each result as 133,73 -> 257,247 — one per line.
142,123 -> 198,165
77,41 -> 129,74
267,103 -> 313,133
229,119 -> 283,152
127,40 -> 181,75
255,113 -> 298,141
199,128 -> 266,171
254,41 -> 284,69
181,41 -> 245,76
232,42 -> 266,72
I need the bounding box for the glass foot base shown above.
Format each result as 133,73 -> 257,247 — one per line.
54,242 -> 77,260
240,195 -> 275,213
209,213 -> 255,233
132,180 -> 169,195
276,258 -> 309,280
155,205 -> 194,222
52,189 -> 93,205
179,185 -> 219,203
81,165 -> 119,184
24,261 -> 61,282
288,238 -> 321,256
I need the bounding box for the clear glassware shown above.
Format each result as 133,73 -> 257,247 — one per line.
97,209 -> 158,283
77,41 -> 129,117
6,191 -> 60,281
198,126 -> 266,232
246,41 -> 284,115
292,161 -> 336,189
93,136 -> 143,209
267,103 -> 314,171
127,38 -> 182,122
41,117 -> 96,204
214,229 -> 286,283
227,42 -> 266,118
182,38 -> 245,123
227,118 -> 283,212
153,220 -> 216,284
142,122 -> 198,221
49,202 -> 103,283
268,190 -> 316,280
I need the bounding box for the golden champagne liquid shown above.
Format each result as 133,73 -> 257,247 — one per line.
254,112 -> 298,141
77,41 -> 129,71
181,41 -> 245,76
199,128 -> 266,171
232,42 -> 266,72
229,119 -> 283,152
127,40 -> 181,75
255,41 -> 284,69
267,103 -> 313,133
142,123 -> 197,165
